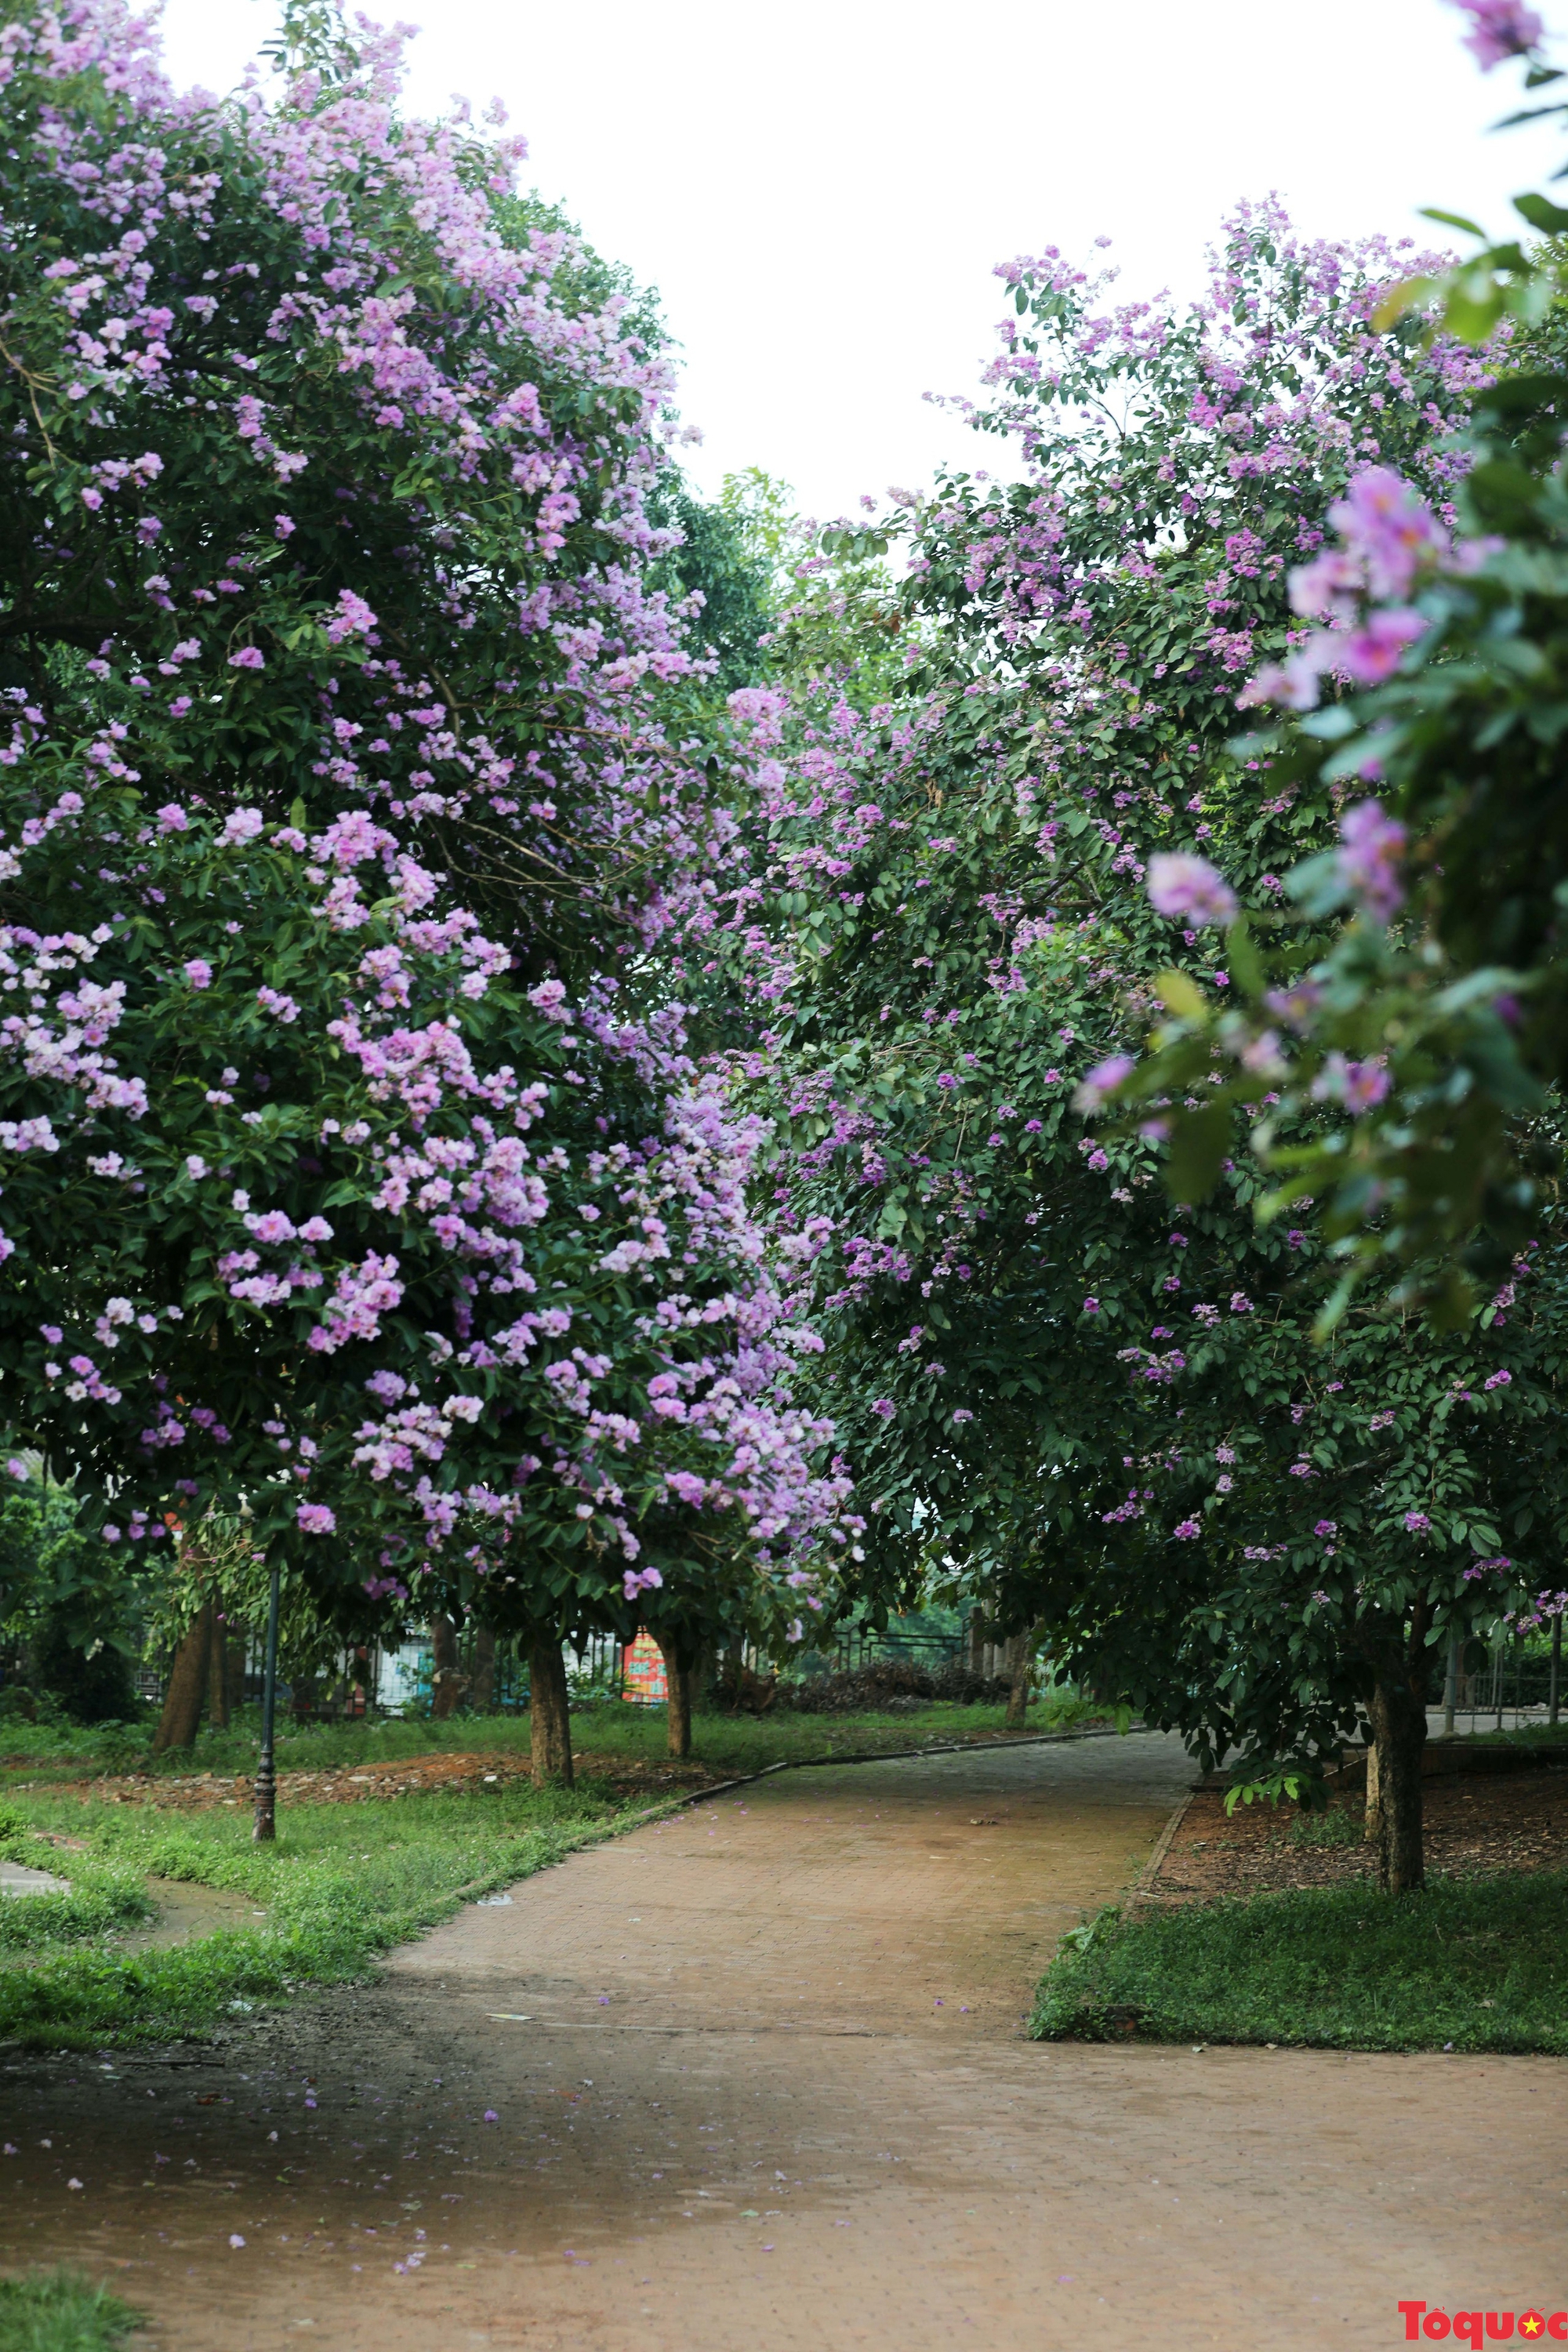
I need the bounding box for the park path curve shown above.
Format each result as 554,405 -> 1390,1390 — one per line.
3,1730 -> 1565,2350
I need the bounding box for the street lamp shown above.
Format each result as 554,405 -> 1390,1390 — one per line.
252,1562 -> 281,1843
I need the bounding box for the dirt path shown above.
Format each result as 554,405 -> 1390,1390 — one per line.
3,1731 -> 1565,2350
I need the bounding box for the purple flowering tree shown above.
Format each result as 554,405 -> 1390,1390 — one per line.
0,0 -> 852,1776
721,194 -> 1566,1888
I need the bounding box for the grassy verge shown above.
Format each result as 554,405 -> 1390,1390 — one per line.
1449,1720 -> 1568,1750
572,1693 -> 1098,1774
0,2269 -> 147,2350
1030,1873 -> 1568,2053
0,1691 -> 1101,1788
0,1777 -> 637,2050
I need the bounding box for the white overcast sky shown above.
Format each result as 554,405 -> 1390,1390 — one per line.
157,0 -> 1564,522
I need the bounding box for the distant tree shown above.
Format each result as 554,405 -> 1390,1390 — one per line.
0,1477 -> 140,1722
647,472 -> 776,691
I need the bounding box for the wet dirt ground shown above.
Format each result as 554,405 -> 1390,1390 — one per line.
2,1731 -> 1565,2350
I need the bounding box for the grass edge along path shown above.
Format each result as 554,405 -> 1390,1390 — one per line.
0,1784 -> 673,2054
0,2267 -> 149,2351
1029,1871 -> 1568,2055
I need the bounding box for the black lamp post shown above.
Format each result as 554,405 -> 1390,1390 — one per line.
252,1562 -> 281,1843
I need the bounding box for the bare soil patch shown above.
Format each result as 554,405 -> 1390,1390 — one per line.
1152,1767 -> 1568,1901
12,1722 -> 1119,1815
20,1748 -> 734,1814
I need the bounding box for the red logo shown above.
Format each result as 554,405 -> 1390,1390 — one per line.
1399,2308 -> 1560,2345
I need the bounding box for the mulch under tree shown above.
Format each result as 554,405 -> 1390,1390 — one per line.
1149,1769 -> 1567,1902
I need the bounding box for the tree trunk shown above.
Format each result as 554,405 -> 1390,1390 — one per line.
528,1634 -> 573,1786
347,1645 -> 372,1717
205,1611 -> 230,1730
471,1625 -> 497,1713
657,1634 -> 692,1759
154,1606 -> 212,1752
1363,1737 -> 1381,1844
692,1642 -> 716,1713
1367,1673 -> 1427,1893
430,1614 -> 466,1719
1004,1629 -> 1033,1729
225,1635 -> 248,1719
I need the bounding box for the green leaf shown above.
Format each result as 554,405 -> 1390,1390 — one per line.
1165,1100 -> 1229,1203
1223,915 -> 1264,1000
1512,191 -> 1568,234
1372,274 -> 1437,331
1419,206 -> 1487,238
1154,970 -> 1209,1022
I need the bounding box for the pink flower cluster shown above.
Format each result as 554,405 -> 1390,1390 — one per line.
1450,0 -> 1543,67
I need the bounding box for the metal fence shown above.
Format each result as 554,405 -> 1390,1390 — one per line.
1444,1627 -> 1563,1734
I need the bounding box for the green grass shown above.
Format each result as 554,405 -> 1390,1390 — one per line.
0,1809 -> 156,1956
0,1865 -> 154,1955
0,1777 -> 637,2049
0,1690 -> 1098,1788
1450,1719 -> 1568,1748
570,1693 -> 1097,1773
1286,1800 -> 1365,1848
0,2270 -> 147,2350
1030,1873 -> 1568,2053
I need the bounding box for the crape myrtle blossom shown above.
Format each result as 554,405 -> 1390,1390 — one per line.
1335,800 -> 1407,925
0,0 -> 855,1656
1311,1051 -> 1391,1111
1239,465 -> 1492,716
1451,0 -> 1544,68
1145,854 -> 1238,930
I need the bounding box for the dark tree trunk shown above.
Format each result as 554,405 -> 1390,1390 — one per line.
1004,1629 -> 1033,1729
471,1625 -> 497,1713
657,1634 -> 693,1759
225,1635 -> 248,1719
347,1645 -> 372,1716
430,1614 -> 466,1719
205,1614 -> 230,1730
692,1642 -> 716,1713
528,1634 -> 573,1786
154,1606 -> 212,1752
1368,1672 -> 1427,1893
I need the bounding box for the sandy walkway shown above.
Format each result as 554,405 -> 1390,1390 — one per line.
2,1731 -> 1564,2350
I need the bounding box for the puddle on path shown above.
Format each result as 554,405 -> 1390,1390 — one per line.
119,1878 -> 263,1951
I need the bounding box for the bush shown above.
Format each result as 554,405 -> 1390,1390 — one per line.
777,1659 -> 1015,1713
30,1623 -> 137,1728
